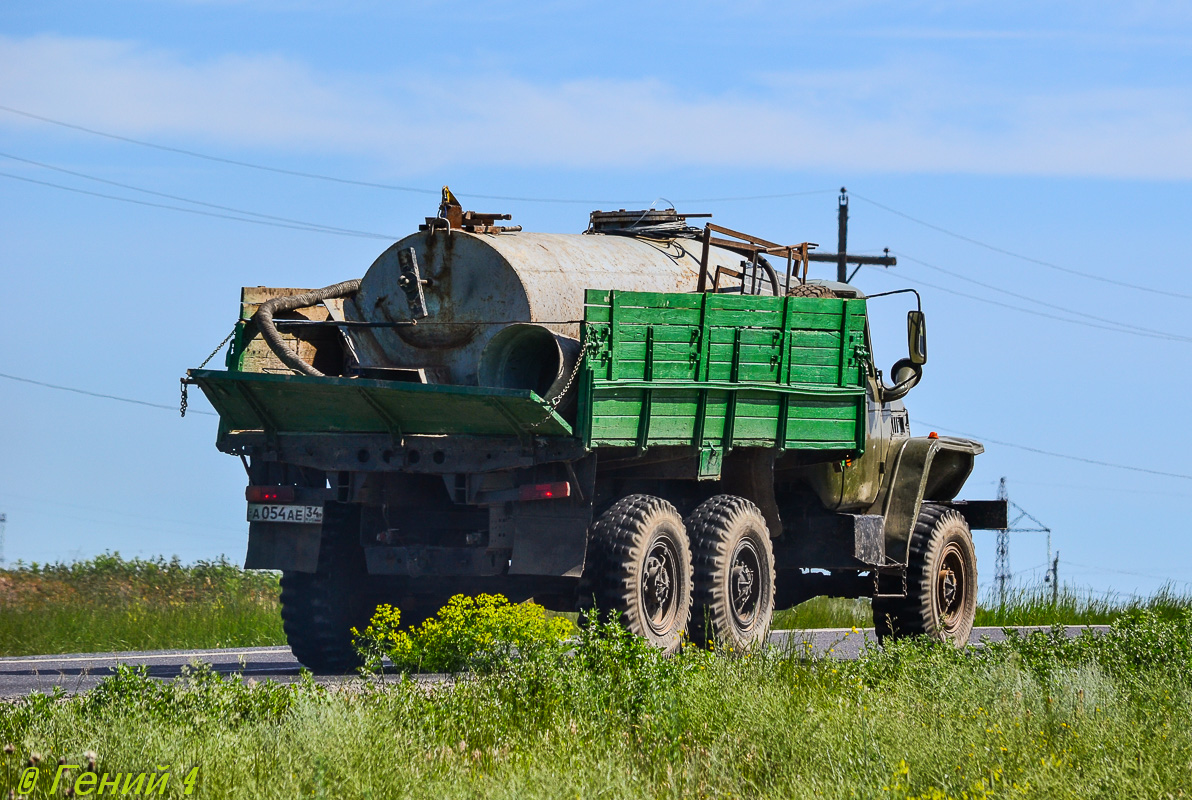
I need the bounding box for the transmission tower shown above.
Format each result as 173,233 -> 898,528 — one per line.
993,478 -> 1052,607
995,479 -> 1010,602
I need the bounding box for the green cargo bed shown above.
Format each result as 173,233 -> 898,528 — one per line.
577,290 -> 868,453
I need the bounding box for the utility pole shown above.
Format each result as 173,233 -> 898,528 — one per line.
1047,550 -> 1060,606
837,188 -> 849,283
0,512 -> 6,566
806,188 -> 897,282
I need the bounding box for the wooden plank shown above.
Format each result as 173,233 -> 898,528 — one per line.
613,340 -> 706,361
608,325 -> 700,344
602,305 -> 703,325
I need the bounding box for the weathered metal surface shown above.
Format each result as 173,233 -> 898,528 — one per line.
774,513 -> 886,569
938,499 -> 1009,530
188,368 -> 573,438
342,231 -> 747,385
216,432 -> 587,474
877,435 -> 985,565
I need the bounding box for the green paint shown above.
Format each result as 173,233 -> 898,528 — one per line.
580,290 -> 869,455
198,289 -> 870,459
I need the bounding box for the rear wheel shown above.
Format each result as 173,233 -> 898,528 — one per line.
687,495 -> 776,650
873,504 -> 977,646
587,494 -> 693,654
280,503 -> 376,673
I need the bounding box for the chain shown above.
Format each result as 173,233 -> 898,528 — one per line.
201,328 -> 238,368
529,329 -> 588,429
181,326 -> 238,417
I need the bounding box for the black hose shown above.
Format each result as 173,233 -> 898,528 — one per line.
758,257 -> 782,297
252,279 -> 362,377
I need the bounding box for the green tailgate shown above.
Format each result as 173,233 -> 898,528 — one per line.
189,369 -> 572,438
577,290 -> 868,453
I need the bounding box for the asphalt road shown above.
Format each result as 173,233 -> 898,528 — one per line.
0,625 -> 1108,699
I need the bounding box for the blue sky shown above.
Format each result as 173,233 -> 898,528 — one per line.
2,1 -> 1191,599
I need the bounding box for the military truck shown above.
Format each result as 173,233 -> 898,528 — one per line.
185,191 -> 1007,671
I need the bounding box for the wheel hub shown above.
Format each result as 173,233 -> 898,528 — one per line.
642,538 -> 679,634
935,541 -> 968,631
730,540 -> 762,627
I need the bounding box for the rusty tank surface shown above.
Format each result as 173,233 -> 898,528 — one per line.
343,214 -> 746,389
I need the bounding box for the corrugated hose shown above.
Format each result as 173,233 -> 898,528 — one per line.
253,279 -> 362,377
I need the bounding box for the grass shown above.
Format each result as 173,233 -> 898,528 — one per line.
2,608 -> 1191,798
0,554 -> 284,657
773,585 -> 1192,631
4,554 -> 1190,657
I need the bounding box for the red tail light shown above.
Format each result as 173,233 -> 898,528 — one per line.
246,485 -> 296,503
518,481 -> 572,502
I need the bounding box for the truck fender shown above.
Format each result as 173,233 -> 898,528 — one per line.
880,436 -> 982,565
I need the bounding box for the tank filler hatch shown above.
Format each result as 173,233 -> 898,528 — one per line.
586,208 -> 712,238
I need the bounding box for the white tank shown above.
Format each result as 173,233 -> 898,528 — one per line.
343,229 -> 748,395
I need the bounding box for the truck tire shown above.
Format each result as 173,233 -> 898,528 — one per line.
687,495 -> 776,650
588,494 -> 693,654
787,283 -> 835,298
279,503 -> 375,673
873,504 -> 977,646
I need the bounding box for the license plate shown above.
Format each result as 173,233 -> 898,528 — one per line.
246,504 -> 324,524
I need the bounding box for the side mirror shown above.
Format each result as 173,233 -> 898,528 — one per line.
907,310 -> 927,365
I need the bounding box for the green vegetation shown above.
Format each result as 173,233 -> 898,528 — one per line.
3,608 -> 1192,798
353,594 -> 573,673
774,586 -> 1192,631
975,584 -> 1192,627
4,554 -> 1191,660
0,554 -> 283,657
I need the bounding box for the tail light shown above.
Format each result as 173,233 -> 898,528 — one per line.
246,485 -> 296,503
518,481 -> 572,502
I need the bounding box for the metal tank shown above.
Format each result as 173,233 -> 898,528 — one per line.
342,228 -> 748,398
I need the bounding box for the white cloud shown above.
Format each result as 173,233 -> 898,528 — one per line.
2,33 -> 1192,180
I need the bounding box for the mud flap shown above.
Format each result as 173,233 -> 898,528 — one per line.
246,521 -> 322,572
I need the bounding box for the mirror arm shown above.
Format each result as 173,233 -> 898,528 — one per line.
865,288 -> 922,312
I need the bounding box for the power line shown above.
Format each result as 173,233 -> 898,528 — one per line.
0,371 -> 215,416
895,251 -> 1191,342
1063,561 -> 1192,587
0,104 -> 829,206
913,417 -> 1192,480
876,267 -> 1192,343
0,151 -> 401,239
0,103 -> 439,196
0,170 -> 395,240
852,191 -> 1192,301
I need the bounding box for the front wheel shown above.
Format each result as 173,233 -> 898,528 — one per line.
873,504 -> 977,646
587,494 -> 693,654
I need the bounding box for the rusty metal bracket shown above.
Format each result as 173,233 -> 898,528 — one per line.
699,223 -> 817,292
396,247 -> 429,319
